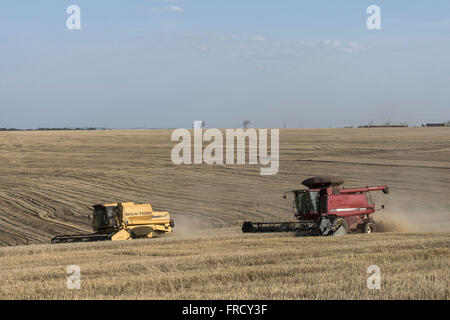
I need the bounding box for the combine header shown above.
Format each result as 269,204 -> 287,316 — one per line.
242,176 -> 389,236
51,202 -> 174,243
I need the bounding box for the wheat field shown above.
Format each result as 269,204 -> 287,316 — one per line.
0,232 -> 448,299
0,128 -> 449,299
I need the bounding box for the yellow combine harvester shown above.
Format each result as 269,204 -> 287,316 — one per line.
51,202 -> 174,243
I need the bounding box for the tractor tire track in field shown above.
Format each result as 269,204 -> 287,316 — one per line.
0,128 -> 449,246
297,158 -> 450,170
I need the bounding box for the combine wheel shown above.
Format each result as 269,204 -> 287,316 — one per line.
362,221 -> 376,234
332,217 -> 348,236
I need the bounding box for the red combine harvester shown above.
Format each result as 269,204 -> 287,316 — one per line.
242,176 -> 389,236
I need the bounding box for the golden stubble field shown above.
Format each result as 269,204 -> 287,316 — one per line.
0,128 -> 449,299
0,232 -> 448,299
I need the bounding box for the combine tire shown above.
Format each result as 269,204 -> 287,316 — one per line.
362,221 -> 376,234
332,217 -> 348,236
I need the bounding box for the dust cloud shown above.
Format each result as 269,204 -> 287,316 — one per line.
167,213 -> 215,238
374,200 -> 450,233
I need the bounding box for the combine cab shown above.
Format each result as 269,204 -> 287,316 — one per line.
51,202 -> 174,243
242,176 -> 389,236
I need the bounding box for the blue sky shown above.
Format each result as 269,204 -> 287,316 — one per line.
1,1 -> 449,128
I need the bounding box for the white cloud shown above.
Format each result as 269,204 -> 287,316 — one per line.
321,40 -> 366,53
150,6 -> 184,14
230,34 -> 266,42
252,36 -> 266,42
168,6 -> 183,12
344,42 -> 367,53
199,45 -> 215,52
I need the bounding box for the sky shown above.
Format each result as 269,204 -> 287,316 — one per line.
0,0 -> 449,129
